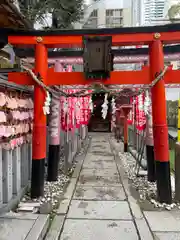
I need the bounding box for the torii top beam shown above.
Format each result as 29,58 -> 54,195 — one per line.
5,23 -> 180,47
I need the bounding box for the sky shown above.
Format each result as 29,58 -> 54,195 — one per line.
166,88 -> 180,100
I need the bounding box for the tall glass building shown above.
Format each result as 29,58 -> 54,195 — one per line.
144,0 -> 166,25
132,0 -> 166,26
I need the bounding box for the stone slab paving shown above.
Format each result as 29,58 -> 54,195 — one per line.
84,153 -> 114,162
46,133 -> 180,240
78,167 -> 121,186
144,211 -> 180,239
83,159 -> 117,169
80,168 -> 119,177
89,148 -> 112,153
89,151 -> 114,156
0,212 -> 49,240
46,134 -> 158,239
143,211 -> 180,232
60,219 -> 139,240
0,218 -> 35,240
73,185 -> 126,201
59,134 -> 140,240
67,200 -> 132,220
89,144 -> 110,149
154,232 -> 180,240
78,173 -> 121,186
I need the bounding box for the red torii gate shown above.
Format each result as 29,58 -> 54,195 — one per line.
6,24 -> 180,204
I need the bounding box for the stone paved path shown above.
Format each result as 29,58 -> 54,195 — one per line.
58,134 -> 152,240
45,133 -> 180,240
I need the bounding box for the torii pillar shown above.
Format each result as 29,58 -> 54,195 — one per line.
31,43 -> 47,198
149,38 -> 172,203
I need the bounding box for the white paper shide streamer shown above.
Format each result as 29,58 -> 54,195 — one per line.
75,98 -> 81,122
43,91 -> 51,115
111,97 -> 116,122
138,94 -> 144,111
136,91 -> 151,117
63,98 -> 68,113
89,96 -> 93,112
101,93 -> 109,119
144,91 -> 151,116
75,98 -> 81,111
111,97 -> 116,114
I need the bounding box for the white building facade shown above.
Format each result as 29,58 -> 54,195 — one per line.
131,0 -> 144,26
144,0 -> 166,25
75,0 -> 132,29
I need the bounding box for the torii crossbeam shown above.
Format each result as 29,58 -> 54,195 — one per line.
5,23 -> 180,204
12,44 -> 180,64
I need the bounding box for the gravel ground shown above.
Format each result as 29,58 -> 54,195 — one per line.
111,137 -> 180,211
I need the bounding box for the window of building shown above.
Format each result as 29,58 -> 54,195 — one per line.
106,9 -> 113,17
106,9 -> 123,28
106,18 -> 123,27
106,9 -> 123,17
83,9 -> 98,29
90,9 -> 98,18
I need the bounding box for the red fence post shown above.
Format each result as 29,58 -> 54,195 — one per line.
31,42 -> 48,198
149,38 -> 172,203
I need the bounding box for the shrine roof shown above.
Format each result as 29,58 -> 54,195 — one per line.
5,23 -> 180,48
1,23 -> 180,36
0,1 -> 32,29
